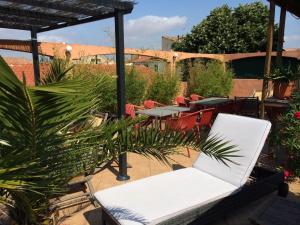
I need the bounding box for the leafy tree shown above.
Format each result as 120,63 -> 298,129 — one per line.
173,2 -> 278,53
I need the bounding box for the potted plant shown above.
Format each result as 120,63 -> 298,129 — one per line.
268,65 -> 300,99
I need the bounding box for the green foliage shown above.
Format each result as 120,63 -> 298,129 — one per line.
277,89 -> 300,176
0,56 -> 107,223
94,74 -> 118,114
146,73 -> 180,104
188,61 -> 234,97
268,65 -> 300,83
42,58 -> 73,84
125,67 -> 147,105
172,2 -> 278,53
73,67 -> 147,114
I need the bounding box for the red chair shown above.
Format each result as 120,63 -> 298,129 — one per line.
126,104 -> 152,128
197,108 -> 215,130
165,111 -> 201,157
175,96 -> 189,107
190,94 -> 204,101
125,104 -> 136,119
143,100 -> 164,109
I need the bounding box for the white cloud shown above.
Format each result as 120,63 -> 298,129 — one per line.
38,34 -> 69,43
285,35 -> 300,41
125,15 -> 187,36
124,15 -> 187,49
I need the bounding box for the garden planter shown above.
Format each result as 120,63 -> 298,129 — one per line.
273,81 -> 295,99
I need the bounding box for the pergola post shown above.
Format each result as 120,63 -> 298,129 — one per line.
260,1 -> 275,119
276,6 -> 287,66
31,29 -> 40,85
115,9 -> 130,181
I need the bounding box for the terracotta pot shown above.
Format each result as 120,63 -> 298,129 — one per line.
273,81 -> 295,99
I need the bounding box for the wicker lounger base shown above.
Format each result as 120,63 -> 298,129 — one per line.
101,167 -> 286,225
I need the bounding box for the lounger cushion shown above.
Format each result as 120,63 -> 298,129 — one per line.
95,167 -> 237,225
193,113 -> 271,187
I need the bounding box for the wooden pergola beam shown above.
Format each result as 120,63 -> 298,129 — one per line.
261,1 -> 275,119
114,9 -> 129,181
276,6 -> 287,66
0,5 -> 77,23
0,21 -> 38,30
268,0 -> 300,18
31,29 -> 40,85
0,15 -> 55,27
5,0 -> 108,17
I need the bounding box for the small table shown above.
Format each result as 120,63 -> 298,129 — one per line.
136,106 -> 190,128
190,97 -> 231,111
136,108 -> 179,117
264,98 -> 290,121
158,106 -> 190,112
191,97 -> 230,105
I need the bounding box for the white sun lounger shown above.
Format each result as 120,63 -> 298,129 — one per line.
94,114 -> 274,225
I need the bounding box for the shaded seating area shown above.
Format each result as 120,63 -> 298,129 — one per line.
1,0 -> 299,224
95,114 -> 286,225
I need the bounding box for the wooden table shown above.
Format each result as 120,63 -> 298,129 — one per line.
136,106 -> 190,117
136,106 -> 190,128
249,196 -> 300,225
158,106 -> 190,112
264,98 -> 290,121
190,97 -> 232,112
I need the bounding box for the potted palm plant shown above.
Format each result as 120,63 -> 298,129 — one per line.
269,65 -> 300,99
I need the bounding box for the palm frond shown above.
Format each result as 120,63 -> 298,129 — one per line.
41,58 -> 73,85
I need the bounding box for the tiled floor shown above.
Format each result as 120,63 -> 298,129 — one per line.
59,148 -> 300,225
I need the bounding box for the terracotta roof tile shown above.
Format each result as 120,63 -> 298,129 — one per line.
4,57 -> 32,65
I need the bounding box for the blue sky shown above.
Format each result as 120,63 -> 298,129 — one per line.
1,0 -> 300,57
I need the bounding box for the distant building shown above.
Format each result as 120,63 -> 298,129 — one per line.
74,55 -> 115,65
161,35 -> 182,51
130,56 -> 166,73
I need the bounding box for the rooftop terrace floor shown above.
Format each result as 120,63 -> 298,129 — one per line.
60,148 -> 300,225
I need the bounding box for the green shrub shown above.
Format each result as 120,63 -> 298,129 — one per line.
125,67 -> 147,105
146,73 -> 180,104
74,67 -> 147,114
94,74 -> 118,113
277,89 -> 300,176
188,61 -> 234,97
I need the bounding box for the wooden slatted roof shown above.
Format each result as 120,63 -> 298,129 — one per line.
0,0 -> 134,32
269,0 -> 300,18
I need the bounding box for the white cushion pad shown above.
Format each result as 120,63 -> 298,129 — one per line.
193,113 -> 271,187
95,168 -> 237,225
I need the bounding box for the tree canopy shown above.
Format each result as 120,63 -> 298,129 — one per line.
172,2 -> 278,54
